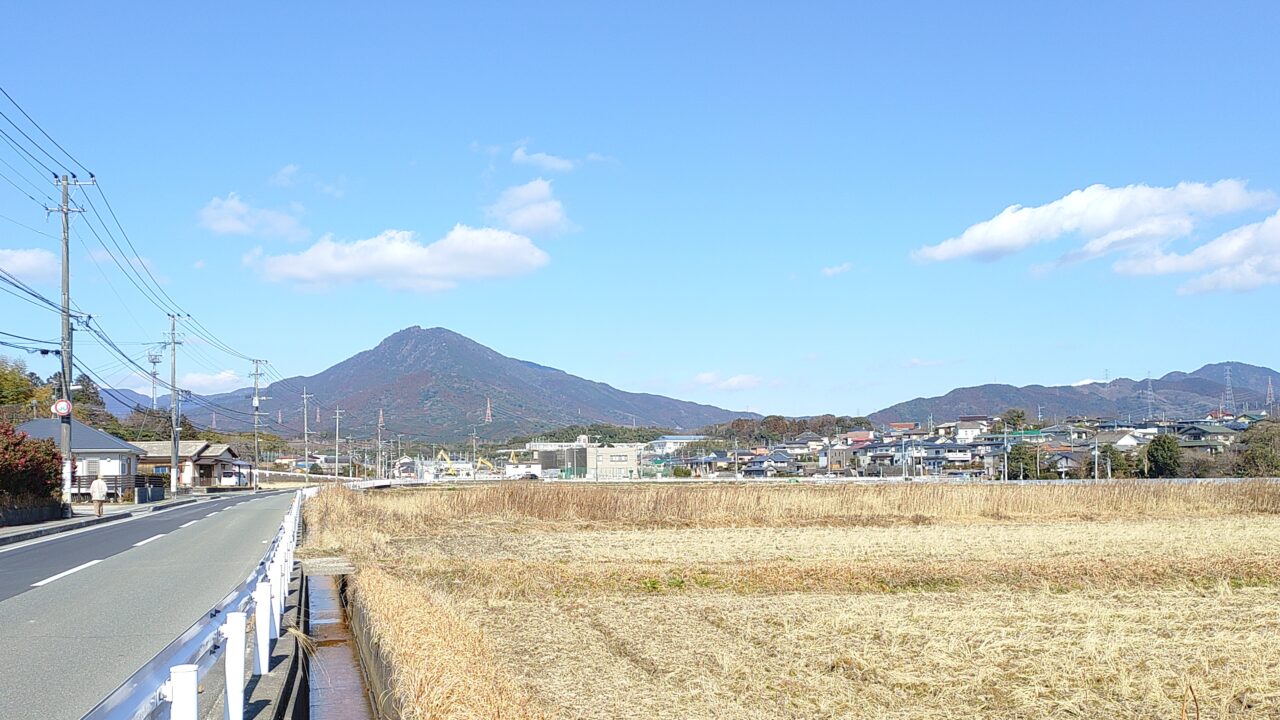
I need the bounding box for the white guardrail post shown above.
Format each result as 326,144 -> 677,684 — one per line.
222,611 -> 247,720
253,581 -> 271,675
168,663 -> 199,720
268,560 -> 281,640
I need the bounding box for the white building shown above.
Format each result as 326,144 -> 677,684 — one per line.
585,443 -> 643,480
504,462 -> 543,479
647,435 -> 706,455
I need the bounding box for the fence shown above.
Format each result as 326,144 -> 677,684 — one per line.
68,471 -> 165,499
82,488 -> 308,720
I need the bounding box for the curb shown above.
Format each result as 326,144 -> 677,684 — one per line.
0,511 -> 133,547
0,497 -> 202,547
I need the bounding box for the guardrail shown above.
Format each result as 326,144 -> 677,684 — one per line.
83,490 -> 305,720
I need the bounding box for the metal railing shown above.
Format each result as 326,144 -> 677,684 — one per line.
83,489 -> 306,720
68,475 -> 154,498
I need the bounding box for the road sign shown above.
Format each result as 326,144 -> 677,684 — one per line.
52,399 -> 72,417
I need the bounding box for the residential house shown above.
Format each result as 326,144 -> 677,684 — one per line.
1179,424 -> 1240,445
1047,451 -> 1089,478
133,441 -> 245,487
1095,430 -> 1143,451
18,418 -> 144,500
955,420 -> 988,443
838,430 -> 876,444
826,443 -> 867,474
1178,439 -> 1228,456
1041,424 -> 1090,441
743,450 -> 795,478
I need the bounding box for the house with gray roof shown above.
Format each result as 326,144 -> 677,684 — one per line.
132,440 -> 243,487
17,418 -> 144,500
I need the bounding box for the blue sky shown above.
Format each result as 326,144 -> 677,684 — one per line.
1,2 -> 1278,418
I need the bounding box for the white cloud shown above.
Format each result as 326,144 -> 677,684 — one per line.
512,146 -> 575,172
193,259 -> 206,269
694,371 -> 763,391
199,192 -> 309,241
180,370 -> 245,394
913,180 -> 1274,263
269,164 -> 300,187
1110,209 -> 1280,294
905,358 -> 944,368
485,179 -> 575,235
0,248 -> 57,283
585,152 -> 614,163
821,262 -> 852,277
251,225 -> 549,292
1071,378 -> 1103,387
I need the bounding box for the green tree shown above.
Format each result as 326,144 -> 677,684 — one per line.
1005,443 -> 1040,479
1146,434 -> 1182,478
1000,408 -> 1027,430
1087,445 -> 1131,478
0,420 -> 62,501
1236,421 -> 1280,477
0,357 -> 35,405
759,415 -> 790,441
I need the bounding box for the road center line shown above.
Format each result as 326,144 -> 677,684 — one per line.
206,512 -> 219,517
179,520 -> 198,528
133,534 -> 166,547
32,559 -> 102,587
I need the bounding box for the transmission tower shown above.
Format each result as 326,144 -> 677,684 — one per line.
1267,377 -> 1275,415
485,397 -> 492,424
1146,371 -> 1155,420
147,349 -> 163,409
1224,366 -> 1237,415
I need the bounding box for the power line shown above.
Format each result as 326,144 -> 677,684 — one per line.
0,126 -> 56,178
0,210 -> 58,239
0,85 -> 91,175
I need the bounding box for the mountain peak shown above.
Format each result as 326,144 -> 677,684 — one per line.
184,328 -> 755,440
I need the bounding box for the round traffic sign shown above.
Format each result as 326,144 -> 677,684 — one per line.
51,399 -> 72,417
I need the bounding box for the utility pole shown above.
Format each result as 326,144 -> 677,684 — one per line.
333,408 -> 344,481
250,359 -> 269,491
48,174 -> 90,498
377,408 -> 385,479
168,314 -> 182,494
301,387 -> 314,475
1093,432 -> 1099,483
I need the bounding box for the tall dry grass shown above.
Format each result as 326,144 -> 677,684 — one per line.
304,481 -> 1280,719
351,566 -> 553,720
304,479 -> 1280,535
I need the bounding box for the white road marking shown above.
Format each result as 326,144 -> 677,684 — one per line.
206,512 -> 218,517
32,559 -> 102,587
133,534 -> 166,547
179,520 -> 197,528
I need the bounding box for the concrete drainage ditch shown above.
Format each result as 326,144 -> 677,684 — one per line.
302,559 -> 398,720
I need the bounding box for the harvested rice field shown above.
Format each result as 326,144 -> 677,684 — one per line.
302,481 -> 1280,719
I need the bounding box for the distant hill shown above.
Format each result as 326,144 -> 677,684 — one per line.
869,361 -> 1279,425
164,326 -> 755,441
102,388 -> 153,418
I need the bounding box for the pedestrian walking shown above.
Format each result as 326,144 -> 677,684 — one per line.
89,474 -> 108,517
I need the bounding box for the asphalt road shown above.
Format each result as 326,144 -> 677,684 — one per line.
0,491 -> 296,720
